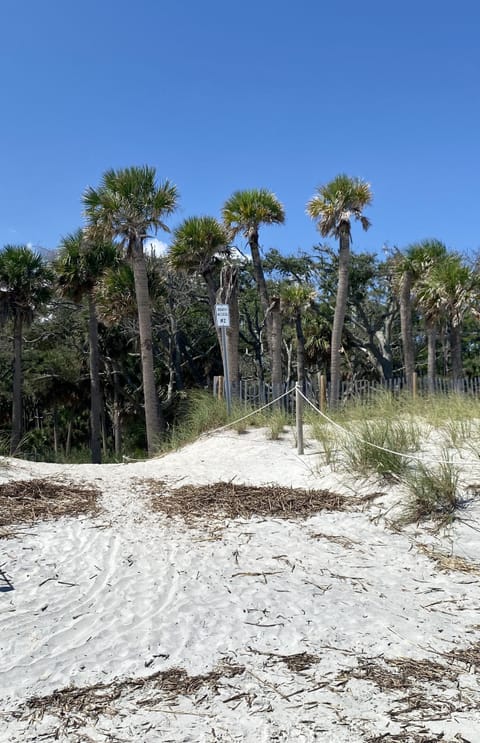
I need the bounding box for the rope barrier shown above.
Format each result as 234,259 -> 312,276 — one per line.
296,388 -> 480,470
121,384 -> 480,472
209,387 -> 297,435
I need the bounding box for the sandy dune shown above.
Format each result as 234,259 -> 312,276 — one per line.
1,427 -> 480,742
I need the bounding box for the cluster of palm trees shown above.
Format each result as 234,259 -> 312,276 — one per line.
1,165 -> 478,462
394,240 -> 480,394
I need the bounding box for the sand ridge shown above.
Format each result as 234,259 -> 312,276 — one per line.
1,427 -> 480,742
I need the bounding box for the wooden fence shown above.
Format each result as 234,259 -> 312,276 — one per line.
213,373 -> 480,410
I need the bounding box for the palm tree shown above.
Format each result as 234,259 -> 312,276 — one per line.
422,253 -> 478,390
169,216 -> 241,396
281,284 -> 316,394
170,217 -> 229,321
306,174 -> 372,405
393,240 -> 447,392
217,257 -> 241,399
55,229 -> 117,463
83,166 -> 178,455
222,189 -> 285,399
408,240 -> 448,393
0,245 -> 53,453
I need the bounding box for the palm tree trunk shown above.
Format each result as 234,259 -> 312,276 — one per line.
53,405 -> 58,455
295,311 -> 306,395
205,272 -> 223,348
11,313 -> 23,454
248,229 -> 274,362
450,323 -> 463,392
226,274 -> 240,399
88,293 -> 102,464
204,272 -> 228,393
248,230 -> 269,317
330,225 -> 350,407
65,419 -> 72,455
131,238 -> 163,454
426,320 -> 437,395
284,339 -> 293,389
167,283 -> 184,396
399,271 -> 415,391
112,364 -> 122,457
101,407 -> 108,457
270,297 -> 283,403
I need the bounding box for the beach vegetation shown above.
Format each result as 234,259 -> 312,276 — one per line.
306,174 -> 373,407
338,418 -> 420,479
83,166 -> 179,455
400,459 -> 463,526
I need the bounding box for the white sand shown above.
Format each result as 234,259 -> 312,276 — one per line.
1,426 -> 480,742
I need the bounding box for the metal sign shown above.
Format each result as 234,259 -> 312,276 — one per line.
215,304 -> 230,327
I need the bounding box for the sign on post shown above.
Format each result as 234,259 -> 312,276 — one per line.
215,304 -> 231,415
215,304 -> 230,327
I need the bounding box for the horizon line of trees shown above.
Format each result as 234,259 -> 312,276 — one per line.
1,166 -> 480,463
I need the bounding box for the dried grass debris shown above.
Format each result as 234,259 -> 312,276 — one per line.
344,655 -> 457,691
148,481 -> 349,523
0,478 -> 99,531
22,661 -> 245,724
367,733 -> 457,742
310,532 -> 360,549
389,690 -> 457,720
248,646 -> 319,673
280,651 -> 319,673
442,641 -> 480,671
417,544 -> 480,575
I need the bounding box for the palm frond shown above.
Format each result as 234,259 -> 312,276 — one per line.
82,166 -> 179,247
0,245 -> 53,324
170,216 -> 229,275
222,188 -> 285,237
55,229 -> 118,301
306,175 -> 372,239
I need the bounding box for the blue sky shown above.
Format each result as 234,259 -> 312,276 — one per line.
1,0 -> 479,260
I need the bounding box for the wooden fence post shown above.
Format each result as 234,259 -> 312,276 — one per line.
214,376 -> 224,399
296,383 -> 304,455
412,372 -> 417,401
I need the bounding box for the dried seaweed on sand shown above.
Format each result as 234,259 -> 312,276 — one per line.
417,543 -> 480,575
22,661 -> 245,724
310,532 -> 360,548
0,478 -> 99,531
442,641 -> 480,671
367,732 -> 458,742
149,481 -> 349,523
248,647 -> 319,673
343,655 -> 458,691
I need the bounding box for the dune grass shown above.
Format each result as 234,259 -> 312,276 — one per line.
305,392 -> 479,525
399,459 -> 462,526
160,391 -> 294,453
308,420 -> 340,467
338,418 -> 421,479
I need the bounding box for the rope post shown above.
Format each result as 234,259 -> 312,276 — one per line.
296,383 -> 304,455
412,372 -> 417,401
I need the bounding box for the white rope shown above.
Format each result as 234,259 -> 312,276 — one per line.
297,389 -> 480,470
210,387 -> 296,435
121,388 -> 296,462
